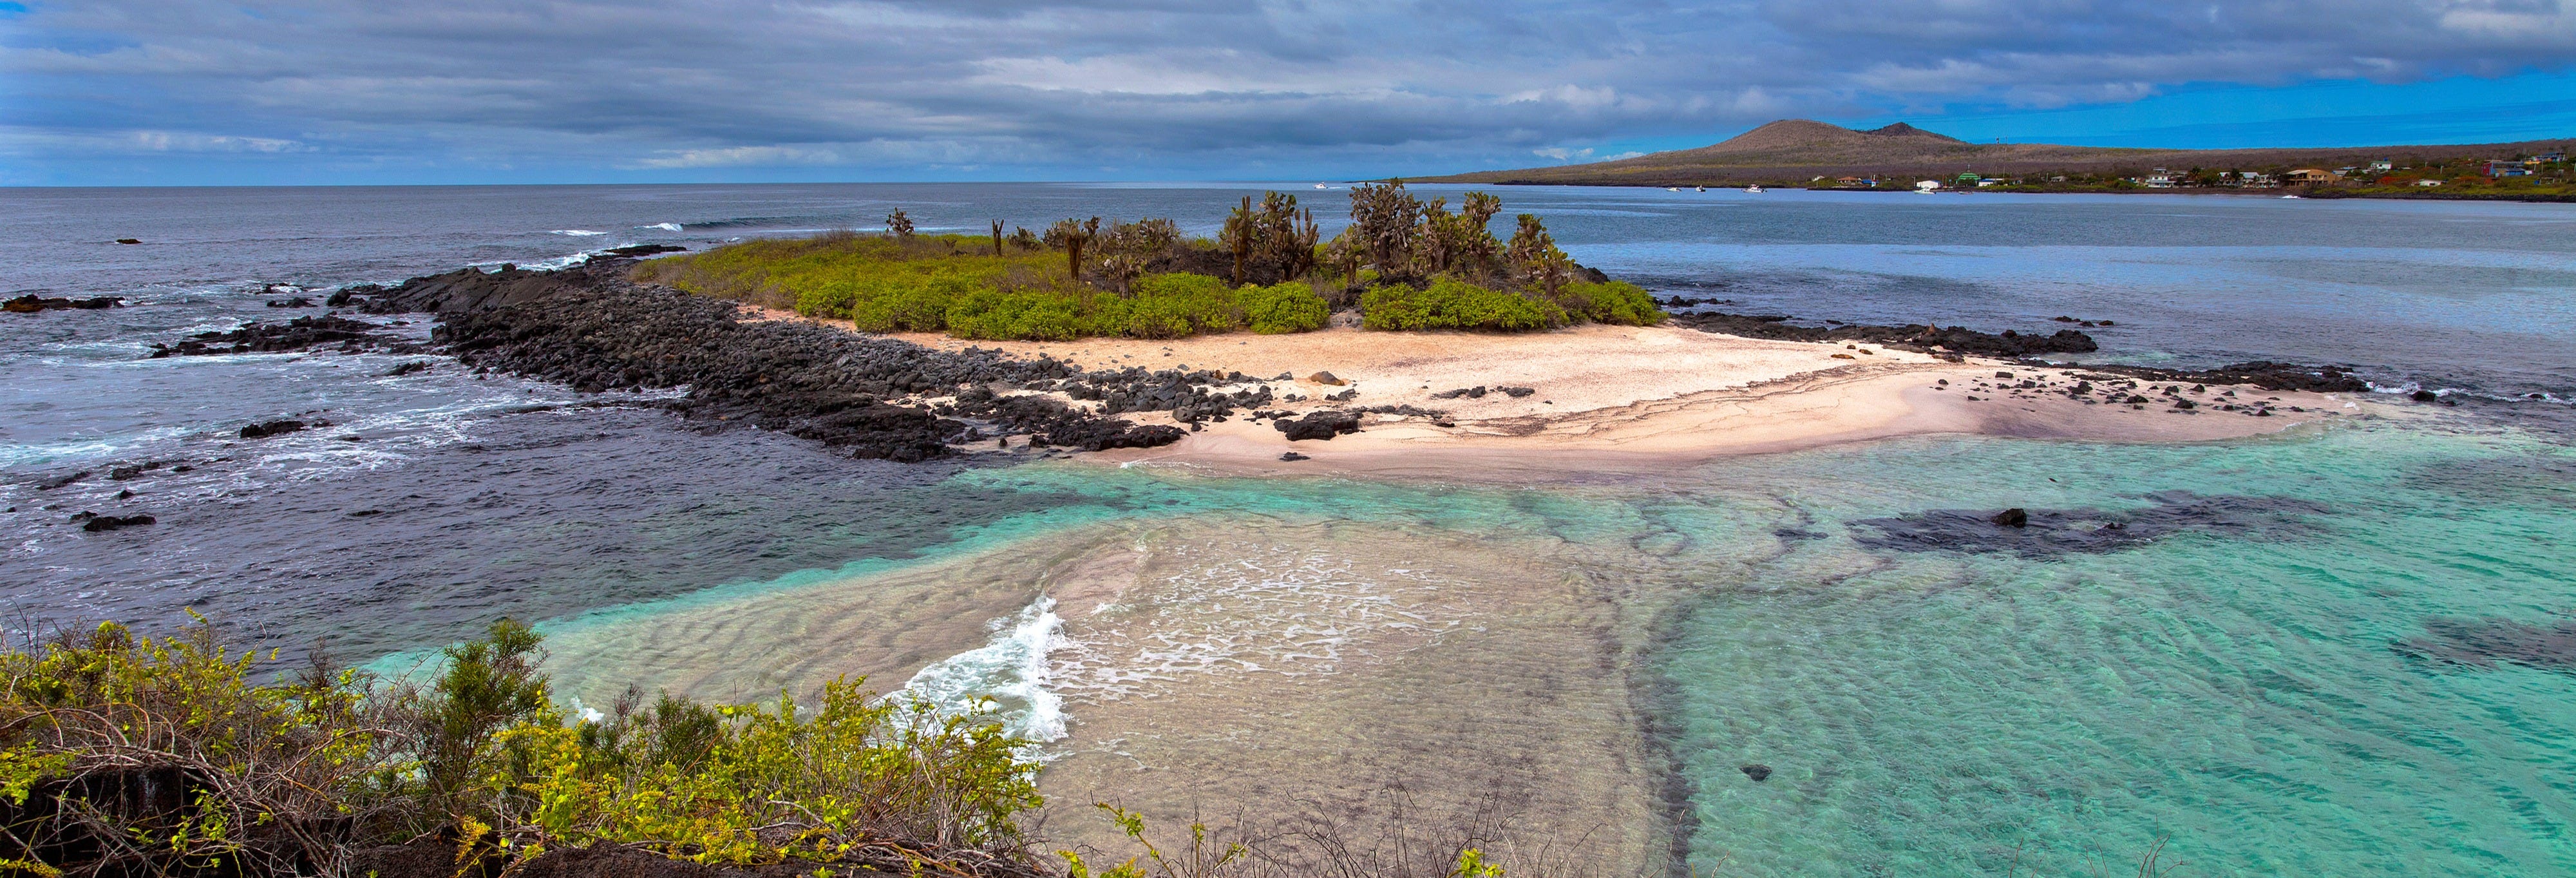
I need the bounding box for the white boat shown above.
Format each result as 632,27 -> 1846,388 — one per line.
1695,186 -> 1706,192
1745,185 -> 1764,193
1314,183 -> 1331,189
2280,194 -> 2300,199
1666,187 -> 1680,191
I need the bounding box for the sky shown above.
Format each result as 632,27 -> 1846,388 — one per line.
2,0 -> 2571,186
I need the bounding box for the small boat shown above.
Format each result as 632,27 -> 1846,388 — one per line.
1695,186 -> 1706,192
2280,194 -> 2301,199
1666,187 -> 1680,192
1314,183 -> 1329,189
1745,185 -> 1765,193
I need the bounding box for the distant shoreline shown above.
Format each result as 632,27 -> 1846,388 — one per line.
1444,180 -> 2576,203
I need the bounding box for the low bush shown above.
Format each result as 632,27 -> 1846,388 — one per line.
1240,282 -> 1330,334
0,618 -> 1049,877
0,620 -> 409,877
1547,280 -> 1665,327
486,680 -> 1039,872
1360,278 -> 1564,332
946,289 -> 1088,341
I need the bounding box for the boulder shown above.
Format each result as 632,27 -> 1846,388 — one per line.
1275,411 -> 1361,441
80,514 -> 155,533
1990,508 -> 2029,528
240,420 -> 308,439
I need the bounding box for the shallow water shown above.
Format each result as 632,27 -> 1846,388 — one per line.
8,184 -> 2575,874
448,416 -> 2576,875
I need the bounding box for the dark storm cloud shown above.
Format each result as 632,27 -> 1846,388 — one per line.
1,0 -> 2568,176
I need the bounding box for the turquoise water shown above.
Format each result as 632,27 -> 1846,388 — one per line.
975,421 -> 2576,875
481,415 -> 2576,876
1653,423 -> 2576,876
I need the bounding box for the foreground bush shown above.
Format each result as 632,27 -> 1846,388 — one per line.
488,680 -> 1039,872
0,620 -> 408,877
0,618 -> 1046,877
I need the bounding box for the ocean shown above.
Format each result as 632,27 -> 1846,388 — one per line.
5,183 -> 2573,875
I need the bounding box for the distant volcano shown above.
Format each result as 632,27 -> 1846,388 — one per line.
1426,119 -> 2565,187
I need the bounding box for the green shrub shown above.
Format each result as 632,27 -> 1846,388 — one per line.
489,680 -> 1039,869
0,620 -> 408,876
1550,280 -> 1667,327
1241,282 -> 1330,334
850,274 -> 971,332
1361,278 -> 1563,332
1126,273 -> 1244,338
0,618 -> 1048,877
946,289 -> 1086,341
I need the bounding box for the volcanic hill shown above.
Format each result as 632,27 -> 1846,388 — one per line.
1428,119 -> 2566,186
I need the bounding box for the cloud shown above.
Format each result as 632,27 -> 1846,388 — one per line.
0,0 -> 2566,181
630,145 -> 842,169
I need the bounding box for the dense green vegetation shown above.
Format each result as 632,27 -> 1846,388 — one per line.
0,620 -> 1520,877
0,618 -> 1046,877
632,185 -> 1663,341
1360,279 -> 1662,332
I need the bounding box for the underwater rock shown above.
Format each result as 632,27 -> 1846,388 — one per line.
1851,491 -> 2329,558
1740,764 -> 1772,781
2394,618 -> 2576,673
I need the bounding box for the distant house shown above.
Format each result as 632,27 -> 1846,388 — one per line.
1835,176 -> 1867,186
2416,179 -> 2444,187
2141,169 -> 2179,188
2285,169 -> 2340,184
1955,172 -> 1982,185
2486,160 -> 2530,177
2368,159 -> 2394,172
2217,171 -> 2277,188
2530,151 -> 2567,164
1915,180 -> 1942,191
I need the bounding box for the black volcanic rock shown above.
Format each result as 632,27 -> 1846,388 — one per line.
1275,411 -> 1361,441
240,420 -> 308,439
1667,311 -> 2098,357
149,315 -> 408,358
6,294 -> 124,312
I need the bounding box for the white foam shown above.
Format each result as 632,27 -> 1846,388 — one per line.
640,222 -> 683,232
551,229 -> 609,236
898,596 -> 1069,745
1048,547 -> 1462,705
